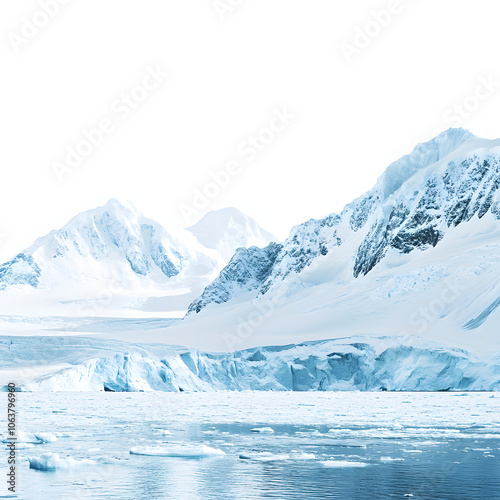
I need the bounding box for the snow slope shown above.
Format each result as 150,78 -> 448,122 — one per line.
1,335 -> 498,392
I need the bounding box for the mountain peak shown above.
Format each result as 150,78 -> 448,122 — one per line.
102,197 -> 133,211
188,207 -> 259,224
55,199 -> 140,234
97,198 -> 139,218
374,128 -> 474,199
1,200 -> 195,291
186,208 -> 277,262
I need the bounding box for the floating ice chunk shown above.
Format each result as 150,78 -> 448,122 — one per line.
321,460 -> 368,468
239,452 -> 290,461
129,445 -> 225,458
154,429 -> 173,436
402,449 -> 423,453
380,456 -> 404,462
293,452 -> 316,460
29,453 -> 95,471
33,433 -> 58,443
2,432 -> 57,444
11,442 -> 34,449
296,429 -> 322,436
416,441 -> 441,446
250,427 -> 274,434
95,455 -> 126,464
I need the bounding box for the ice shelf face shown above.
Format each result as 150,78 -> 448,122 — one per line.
2,335 -> 498,392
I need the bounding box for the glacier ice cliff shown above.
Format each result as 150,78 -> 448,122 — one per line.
3,336 -> 498,392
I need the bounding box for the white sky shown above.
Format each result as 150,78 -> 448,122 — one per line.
1,0 -> 500,262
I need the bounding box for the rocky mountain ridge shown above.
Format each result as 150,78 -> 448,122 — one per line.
188,129 -> 500,314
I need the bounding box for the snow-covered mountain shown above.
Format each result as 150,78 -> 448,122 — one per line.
188,129 -> 497,310
0,199 -> 211,290
0,200 -> 275,317
183,129 -> 500,354
187,207 -> 277,263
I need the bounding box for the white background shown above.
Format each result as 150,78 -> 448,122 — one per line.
1,0 -> 500,262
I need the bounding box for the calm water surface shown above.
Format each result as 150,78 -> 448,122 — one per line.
2,392 -> 499,499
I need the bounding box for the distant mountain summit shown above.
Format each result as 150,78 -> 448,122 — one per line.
0,199 -> 204,290
186,207 -> 277,263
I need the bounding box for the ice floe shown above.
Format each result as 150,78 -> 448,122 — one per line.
293,452 -> 316,460
321,460 -> 369,468
2,431 -> 57,444
129,444 -> 225,458
29,452 -> 95,471
239,452 -> 290,461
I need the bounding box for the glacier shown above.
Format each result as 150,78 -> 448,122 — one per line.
2,335 -> 498,392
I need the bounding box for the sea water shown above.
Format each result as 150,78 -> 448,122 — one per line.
2,391 -> 499,499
